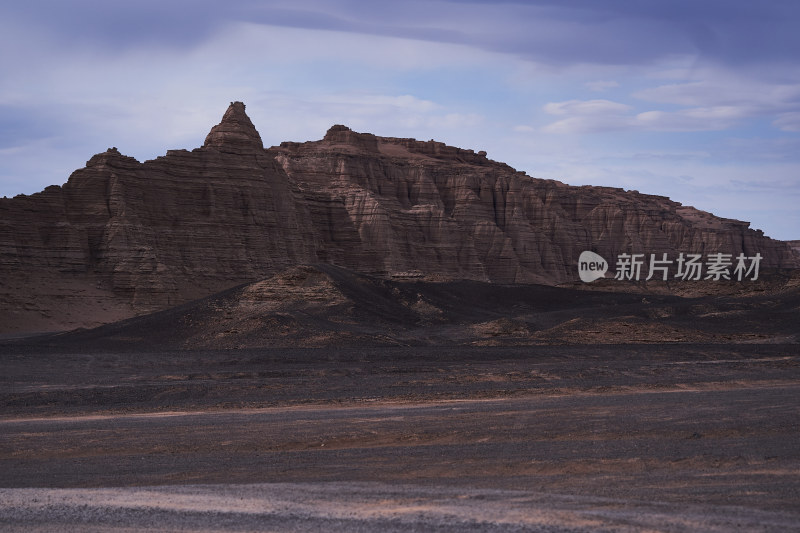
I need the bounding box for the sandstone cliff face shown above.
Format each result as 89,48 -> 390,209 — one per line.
273,124 -> 797,284
1,102 -> 797,332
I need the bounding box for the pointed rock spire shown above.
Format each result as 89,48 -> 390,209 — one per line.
203,101 -> 264,153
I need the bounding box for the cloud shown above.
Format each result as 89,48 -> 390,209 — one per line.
717,137 -> 800,163
630,73 -> 800,132
635,107 -> 746,132
585,80 -> 620,92
542,116 -> 630,135
628,66 -> 800,133
257,92 -> 477,137
773,112 -> 800,132
1,0 -> 224,51
310,94 -> 439,115
542,85 -> 800,133
634,78 -> 800,108
7,0 -> 800,71
541,99 -> 633,133
543,108 -> 743,134
544,99 -> 631,116
445,0 -> 800,68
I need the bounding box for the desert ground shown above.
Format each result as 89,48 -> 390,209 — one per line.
1,342 -> 799,531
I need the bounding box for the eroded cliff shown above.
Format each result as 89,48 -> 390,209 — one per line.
1,102 -> 796,332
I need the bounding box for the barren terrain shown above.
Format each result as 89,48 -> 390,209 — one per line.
2,265 -> 799,531
16,264 -> 800,349
2,342 -> 799,531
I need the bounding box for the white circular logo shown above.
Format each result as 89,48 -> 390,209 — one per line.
578,251 -> 608,283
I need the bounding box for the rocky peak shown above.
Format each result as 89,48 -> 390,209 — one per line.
324,124 -> 352,138
323,124 -> 379,153
203,101 -> 263,153
85,147 -> 140,169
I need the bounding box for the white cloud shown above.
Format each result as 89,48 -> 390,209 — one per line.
541,99 -> 634,134
635,79 -> 800,108
542,115 -> 633,134
542,93 -> 772,134
544,99 -> 631,116
541,99 -> 636,132
623,66 -> 800,135
635,107 -> 745,132
632,74 -> 800,132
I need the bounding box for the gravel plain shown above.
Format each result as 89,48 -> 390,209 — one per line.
2,344 -> 799,531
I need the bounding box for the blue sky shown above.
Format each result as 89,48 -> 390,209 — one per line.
1,0 -> 799,239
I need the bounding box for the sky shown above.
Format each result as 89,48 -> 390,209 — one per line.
1,0 -> 799,240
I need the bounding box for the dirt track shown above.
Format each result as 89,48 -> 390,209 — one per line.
3,481 -> 799,532
1,344 -> 799,531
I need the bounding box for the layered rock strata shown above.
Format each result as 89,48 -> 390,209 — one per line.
272,124 -> 796,284
1,102 -> 797,332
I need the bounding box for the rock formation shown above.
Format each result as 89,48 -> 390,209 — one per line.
273,125 -> 797,284
22,264 -> 800,349
1,101 -> 797,333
